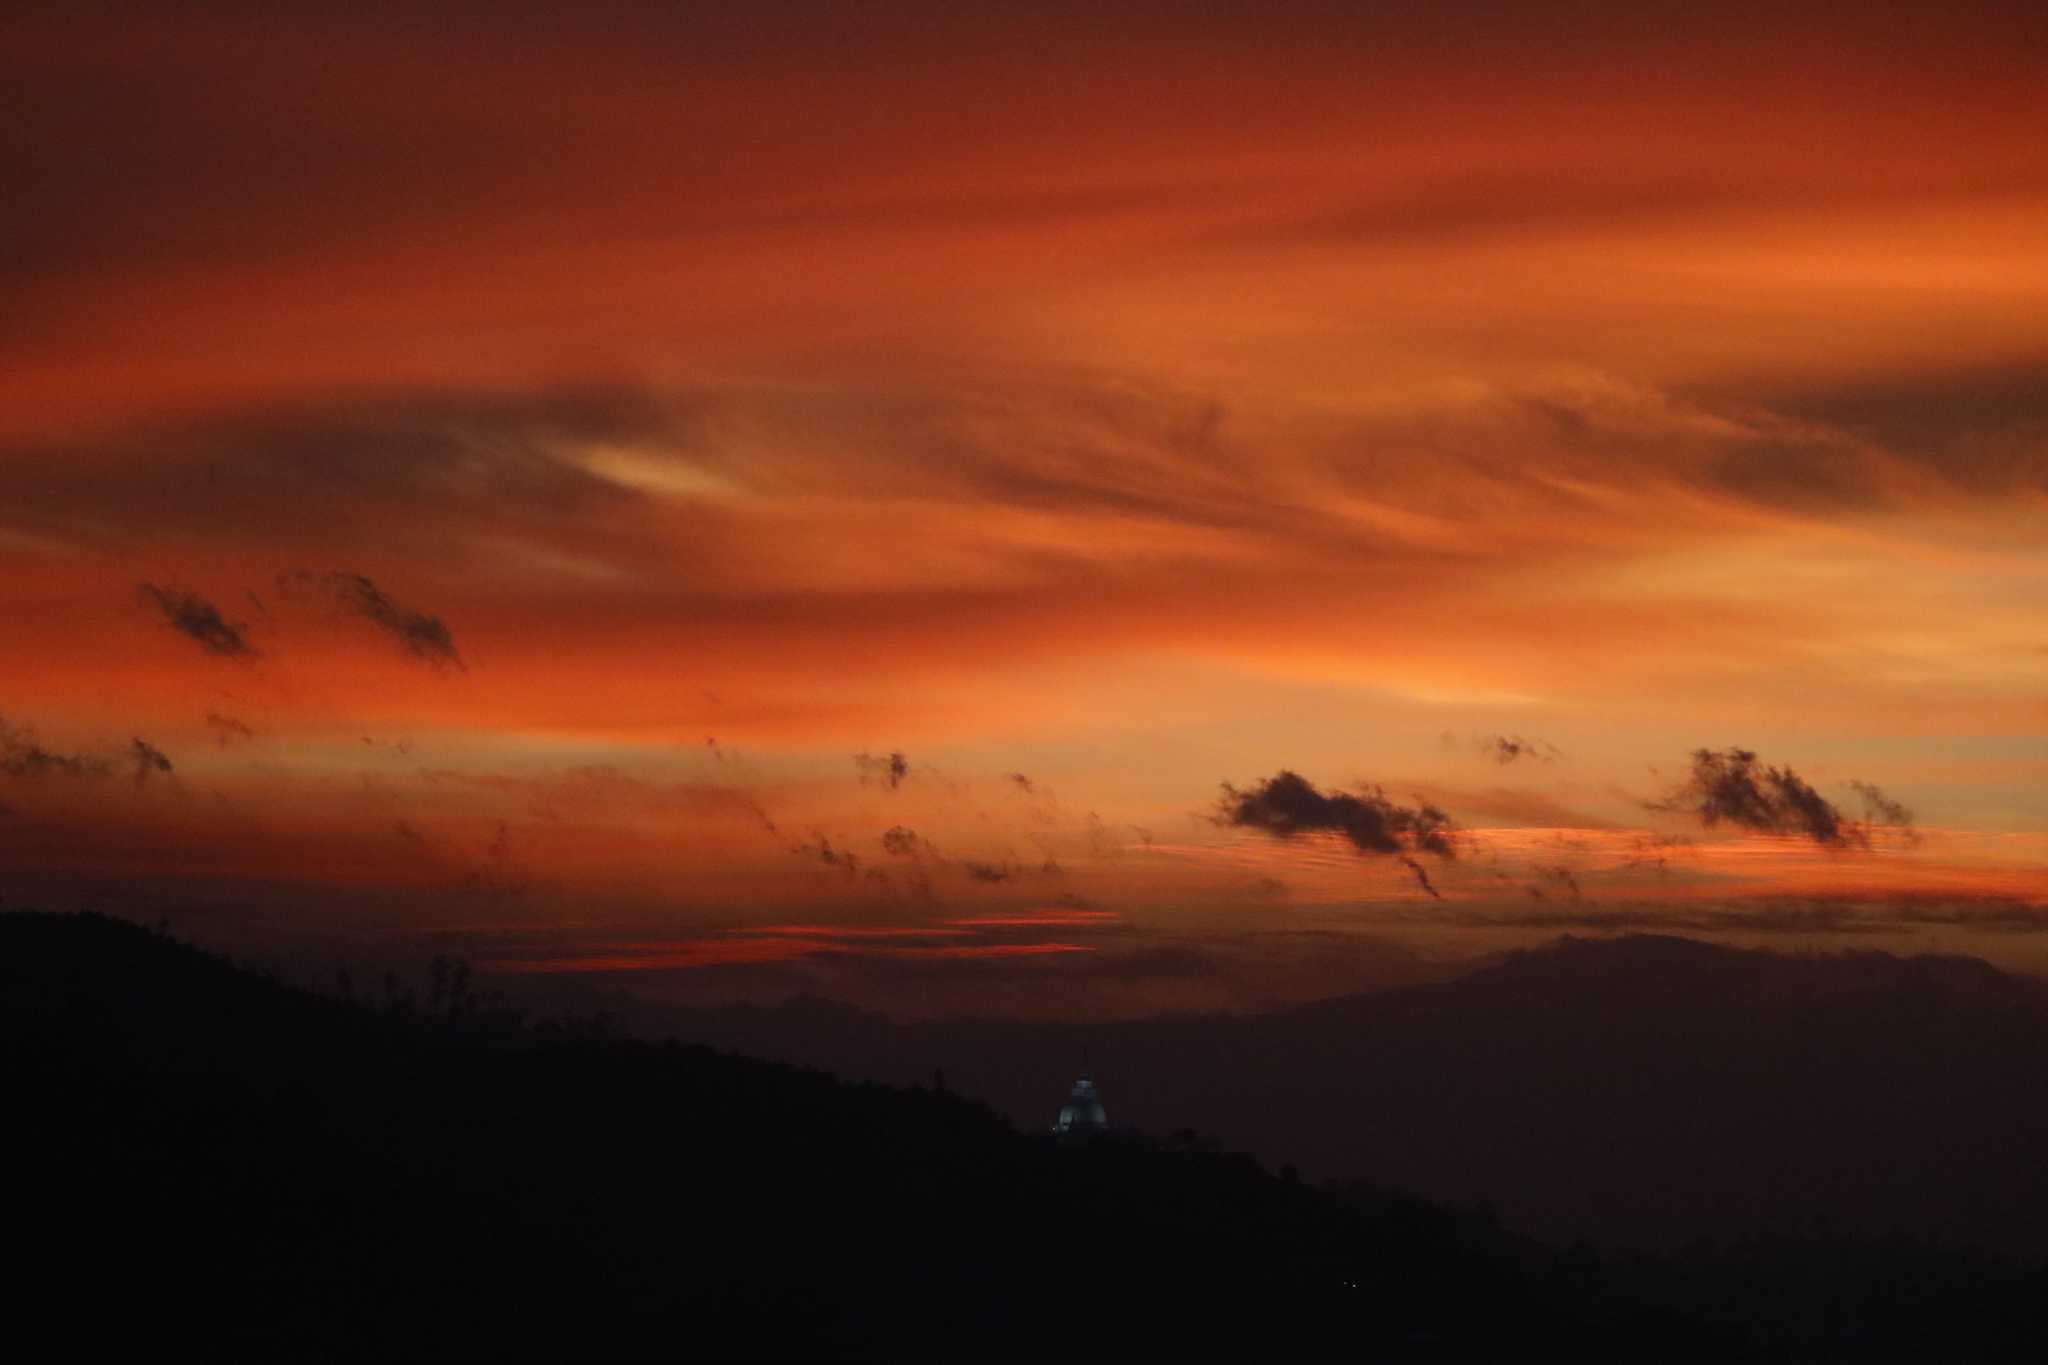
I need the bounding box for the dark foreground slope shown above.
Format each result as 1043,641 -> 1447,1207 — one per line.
2,912 -> 1564,1361
8,913 -> 2047,1363
665,935 -> 2048,1253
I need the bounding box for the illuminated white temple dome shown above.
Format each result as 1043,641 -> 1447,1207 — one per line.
1053,1075 -> 1108,1135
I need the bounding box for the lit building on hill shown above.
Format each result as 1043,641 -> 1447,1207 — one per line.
1052,1075 -> 1108,1136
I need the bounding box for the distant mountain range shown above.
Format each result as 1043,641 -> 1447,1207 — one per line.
13,910 -> 2048,1360
650,934 -> 2048,1253
0,910 -> 1578,1359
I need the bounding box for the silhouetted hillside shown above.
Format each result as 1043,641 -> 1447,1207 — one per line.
12,913 -> 2048,1361
0,912 -> 1556,1361
653,935 -> 2048,1253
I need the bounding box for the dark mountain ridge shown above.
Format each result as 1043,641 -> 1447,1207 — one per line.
648,934 -> 2048,1253
0,911 -> 1577,1360
13,911 -> 2048,1361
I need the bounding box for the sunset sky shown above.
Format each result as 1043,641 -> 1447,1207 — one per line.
5,1 -> 2045,1017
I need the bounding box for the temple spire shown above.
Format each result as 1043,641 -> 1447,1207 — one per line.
1052,1072 -> 1108,1136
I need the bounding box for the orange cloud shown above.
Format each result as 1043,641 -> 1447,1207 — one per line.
6,1 -> 2047,1000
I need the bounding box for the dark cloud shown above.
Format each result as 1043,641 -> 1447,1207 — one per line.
1847,780 -> 1917,837
2,391 -> 652,556
1698,440 -> 1888,513
1218,770 -> 1457,861
880,825 -> 933,859
741,797 -> 781,837
138,583 -> 258,658
1620,832 -> 1694,872
1476,732 -> 1562,765
130,738 -> 174,785
1399,856 -> 1442,899
282,571 -> 463,668
1847,780 -> 1911,825
871,827 -> 946,898
1650,748 -> 1912,849
1755,361 -> 2048,497
1622,826 -> 1687,859
854,750 -> 910,791
961,861 -> 1013,884
1007,774 -> 1063,829
0,716 -> 112,779
1525,863 -> 1582,901
796,835 -> 864,879
205,711 -> 258,746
